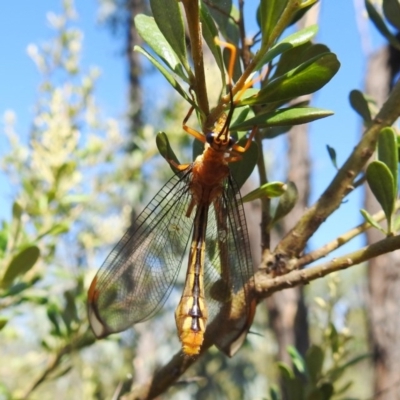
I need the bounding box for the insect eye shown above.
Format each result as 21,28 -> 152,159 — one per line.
228,137 -> 236,148
206,132 -> 216,144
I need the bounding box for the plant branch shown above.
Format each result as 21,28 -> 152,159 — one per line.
275,78 -> 400,258
256,234 -> 400,298
296,200 -> 400,268
181,0 -> 209,119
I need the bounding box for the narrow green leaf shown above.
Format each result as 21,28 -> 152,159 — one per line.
242,182 -> 286,203
366,161 -> 395,230
2,246 -> 40,288
239,53 -> 340,106
134,46 -> 195,106
204,0 -> 239,45
156,132 -> 181,174
306,345 -> 324,384
272,182 -> 298,223
229,140 -> 258,190
259,0 -> 289,46
255,24 -> 319,70
383,0 -> 400,30
200,3 -> 225,85
360,209 -> 387,234
230,107 -> 333,131
326,145 -> 338,169
135,15 -> 188,82
365,0 -> 400,50
149,0 -> 188,68
287,346 -> 306,374
378,127 -> 398,194
349,89 -> 372,123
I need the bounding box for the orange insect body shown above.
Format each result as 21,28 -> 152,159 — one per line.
175,134 -> 232,355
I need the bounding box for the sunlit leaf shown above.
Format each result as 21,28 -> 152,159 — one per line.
135,15 -> 188,82
242,181 -> 286,203
150,0 -> 188,68
272,181 -> 298,223
288,346 -> 306,374
0,317 -> 8,331
255,24 -> 318,70
259,0 -> 289,46
230,107 -> 333,131
239,53 -> 340,106
360,209 -> 386,234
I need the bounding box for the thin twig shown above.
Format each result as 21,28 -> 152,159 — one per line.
275,78 -> 400,258
296,200 -> 400,268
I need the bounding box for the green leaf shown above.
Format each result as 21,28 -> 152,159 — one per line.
156,132 -> 181,174
149,0 -> 188,68
318,382 -> 334,400
255,24 -> 319,70
326,145 -> 338,169
272,182 -> 298,223
239,53 -> 340,106
349,89 -> 372,123
200,3 -> 225,85
0,317 -> 8,331
262,125 -> 292,139
366,160 -> 395,230
277,362 -> 295,380
134,46 -> 195,106
306,345 -> 324,384
287,346 -> 306,374
230,107 -> 333,131
360,209 -> 387,234
12,201 -> 22,221
274,43 -> 330,78
378,127 -> 398,194
229,139 -> 258,190
365,0 -> 400,50
242,182 -> 286,203
259,0 -> 289,46
205,0 -> 239,45
135,15 -> 188,82
383,0 -> 400,30
2,246 -> 40,288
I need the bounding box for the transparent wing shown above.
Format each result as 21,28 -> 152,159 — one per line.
88,168 -> 195,338
203,174 -> 254,340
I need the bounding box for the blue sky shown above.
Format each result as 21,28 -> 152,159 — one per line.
0,1 -> 386,259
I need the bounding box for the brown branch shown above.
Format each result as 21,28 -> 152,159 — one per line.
296,199 -> 400,268
256,234 -> 400,298
275,78 -> 400,258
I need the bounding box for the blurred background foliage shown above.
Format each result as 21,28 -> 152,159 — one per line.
1,0 -> 399,399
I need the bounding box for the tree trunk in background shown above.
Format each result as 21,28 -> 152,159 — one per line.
265,7 -> 319,373
127,0 -> 144,140
365,46 -> 400,399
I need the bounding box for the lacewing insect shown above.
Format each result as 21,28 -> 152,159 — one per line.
87,42 -> 256,356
